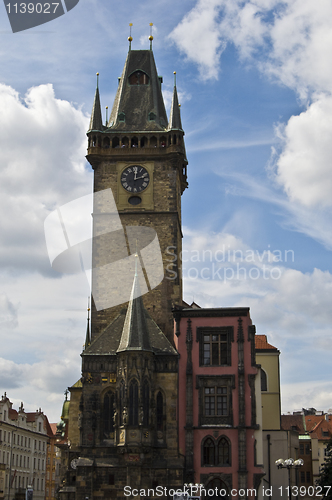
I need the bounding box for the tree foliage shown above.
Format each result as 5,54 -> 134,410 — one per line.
317,437 -> 332,498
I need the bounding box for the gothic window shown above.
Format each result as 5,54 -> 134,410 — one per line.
156,391 -> 163,431
112,137 -> 120,148
204,387 -> 228,416
142,380 -> 149,426
103,391 -> 114,438
206,479 -> 229,498
119,380 -> 125,425
197,327 -> 233,367
203,437 -> 215,465
218,437 -> 230,465
129,380 -> 139,426
261,369 -> 267,391
129,71 -> 149,85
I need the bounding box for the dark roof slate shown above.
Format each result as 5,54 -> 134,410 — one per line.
108,50 -> 168,131
83,310 -> 177,357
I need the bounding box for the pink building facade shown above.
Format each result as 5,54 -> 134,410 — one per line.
173,306 -> 265,498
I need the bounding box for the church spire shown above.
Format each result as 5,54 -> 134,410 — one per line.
88,73 -> 103,132
117,256 -> 152,352
167,71 -> 183,131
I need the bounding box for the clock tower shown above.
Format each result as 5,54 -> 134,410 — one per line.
87,41 -> 188,343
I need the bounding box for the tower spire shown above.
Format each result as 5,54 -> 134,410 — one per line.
88,72 -> 103,131
167,71 -> 183,131
117,256 -> 152,352
84,298 -> 91,349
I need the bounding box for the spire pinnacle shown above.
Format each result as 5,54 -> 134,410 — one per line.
84,298 -> 91,349
88,74 -> 102,131
167,71 -> 183,131
105,106 -> 108,126
149,23 -> 153,50
173,71 -> 176,86
128,23 -> 133,50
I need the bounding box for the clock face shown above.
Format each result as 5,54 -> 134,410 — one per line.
120,165 -> 150,193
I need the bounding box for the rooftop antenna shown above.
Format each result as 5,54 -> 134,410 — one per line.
128,23 -> 133,50
149,23 -> 153,50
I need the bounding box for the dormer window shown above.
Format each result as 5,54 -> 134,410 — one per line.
148,112 -> 156,121
129,71 -> 149,85
118,112 -> 125,123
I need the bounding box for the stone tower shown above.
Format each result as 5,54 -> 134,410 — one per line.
86,43 -> 188,343
60,40 -> 186,500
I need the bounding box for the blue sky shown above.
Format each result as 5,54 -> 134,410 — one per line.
1,0 -> 332,421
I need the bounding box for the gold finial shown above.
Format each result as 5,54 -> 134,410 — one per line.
173,71 -> 176,86
149,23 -> 153,49
128,23 -> 133,49
96,72 -> 99,89
105,106 -> 108,126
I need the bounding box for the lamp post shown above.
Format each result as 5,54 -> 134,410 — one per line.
275,458 -> 304,500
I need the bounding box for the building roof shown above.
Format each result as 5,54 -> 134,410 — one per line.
88,83 -> 103,132
108,49 -> 168,131
255,334 -> 279,351
281,414 -> 306,433
305,415 -> 332,440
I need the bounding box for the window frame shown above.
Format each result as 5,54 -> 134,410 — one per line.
197,375 -> 235,426
197,327 -> 233,367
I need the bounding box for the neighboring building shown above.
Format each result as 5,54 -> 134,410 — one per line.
255,335 -> 296,497
305,412 -> 332,483
173,304 -> 265,497
46,422 -> 61,500
0,393 -> 49,500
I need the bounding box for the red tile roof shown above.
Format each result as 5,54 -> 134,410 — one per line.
255,334 -> 278,350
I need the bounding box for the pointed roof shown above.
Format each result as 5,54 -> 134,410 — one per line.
88,78 -> 103,132
117,262 -> 152,352
168,74 -> 183,131
84,302 -> 91,350
108,49 -> 168,131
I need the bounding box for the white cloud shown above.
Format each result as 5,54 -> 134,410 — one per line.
272,94 -> 332,208
0,83 -> 91,275
183,229 -> 332,340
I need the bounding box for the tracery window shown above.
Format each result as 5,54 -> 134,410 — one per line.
103,391 -> 114,438
129,380 -> 139,426
129,71 -> 149,85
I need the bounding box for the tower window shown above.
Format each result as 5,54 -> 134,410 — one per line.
156,391 -> 163,432
148,112 -> 156,122
129,71 -> 149,85
118,112 -> 125,123
142,381 -> 149,426
103,391 -> 114,438
129,380 -> 139,426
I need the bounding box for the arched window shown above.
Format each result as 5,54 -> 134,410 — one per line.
203,437 -> 215,465
131,137 -> 138,148
156,391 -> 163,431
119,380 -> 125,425
205,479 -> 229,499
112,137 -> 120,148
103,391 -> 114,438
217,437 -> 230,465
103,137 -> 110,149
261,369 -> 267,391
129,380 -> 139,426
142,381 -> 149,426
129,71 -> 149,85
150,136 -> 157,147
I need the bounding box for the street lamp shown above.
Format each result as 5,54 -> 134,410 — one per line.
275,458 -> 304,500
